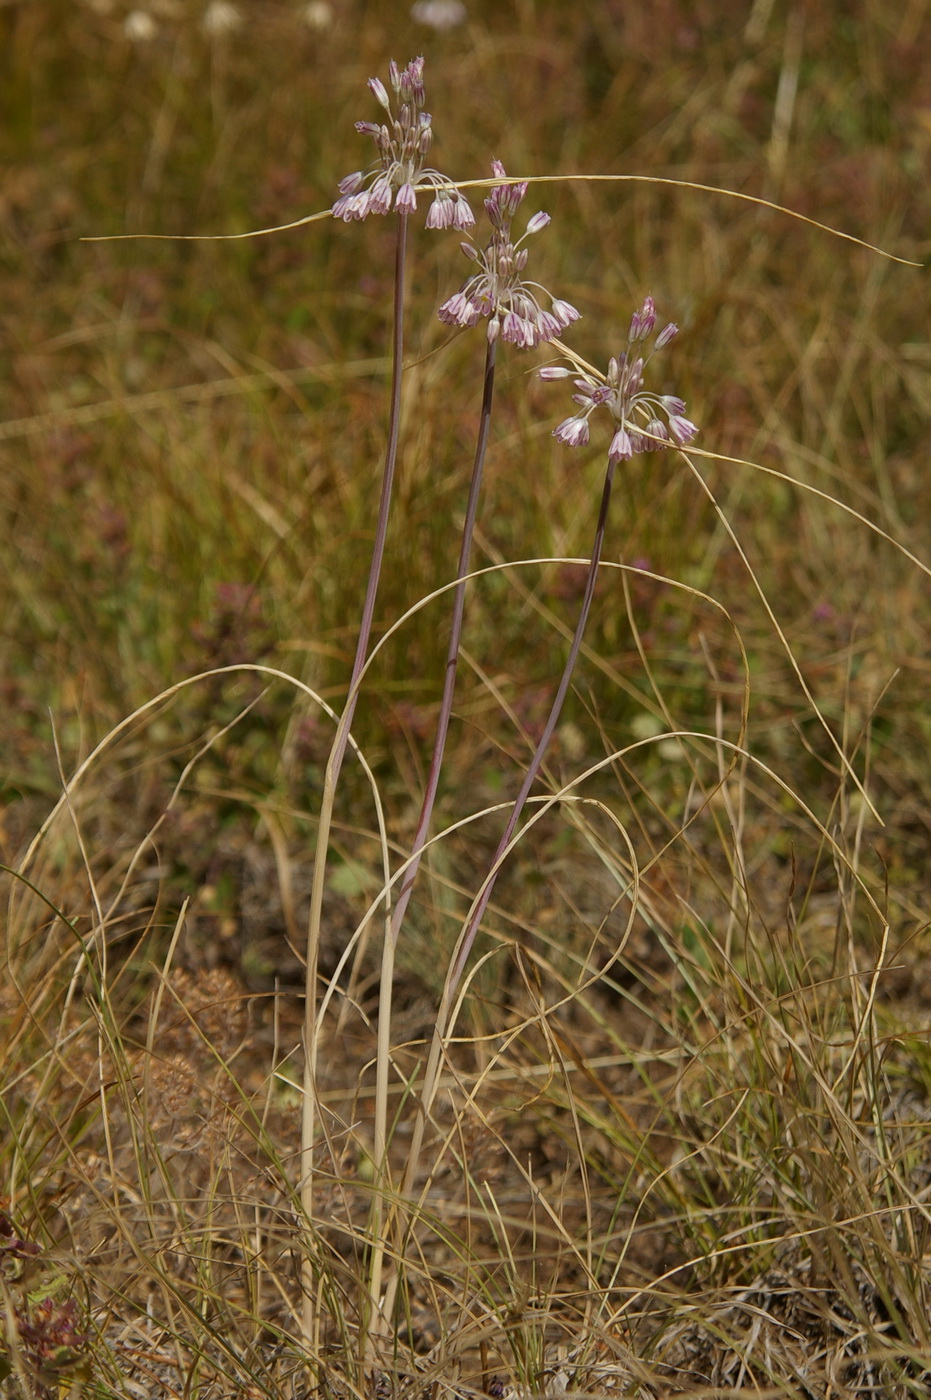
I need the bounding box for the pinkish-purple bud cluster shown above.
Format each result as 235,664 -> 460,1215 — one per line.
332,57 -> 474,230
437,161 -> 581,349
544,296 -> 698,462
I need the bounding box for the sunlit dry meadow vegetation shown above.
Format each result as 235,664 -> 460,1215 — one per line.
2,0 -> 931,1395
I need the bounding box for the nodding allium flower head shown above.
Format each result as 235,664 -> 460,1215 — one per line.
332,58 -> 474,230
437,162 -> 581,349
540,297 -> 698,462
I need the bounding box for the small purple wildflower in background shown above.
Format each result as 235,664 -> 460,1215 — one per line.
411,0 -> 467,28
540,296 -> 698,460
438,161 -> 581,348
332,57 -> 474,230
202,1 -> 241,35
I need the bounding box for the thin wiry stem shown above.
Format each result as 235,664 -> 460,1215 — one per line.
453,454 -> 616,986
392,335 -> 497,946
368,336 -> 497,1339
391,453 -> 617,1292
301,210 -> 409,1349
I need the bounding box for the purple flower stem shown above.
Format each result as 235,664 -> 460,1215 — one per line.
387,335 -> 498,947
332,216 -> 410,782
450,452 -> 617,992
370,334 -> 497,1339
301,210 -> 409,1344
393,453 -> 617,1227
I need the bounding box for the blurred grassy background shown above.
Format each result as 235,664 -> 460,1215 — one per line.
1,0 -> 929,947
2,2 -> 931,1388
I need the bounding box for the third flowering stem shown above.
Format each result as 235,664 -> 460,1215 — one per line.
394,450 -> 616,1226
393,298 -> 698,1241
450,451 -> 617,991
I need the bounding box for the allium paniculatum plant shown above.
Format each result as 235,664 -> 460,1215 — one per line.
438,160 -> 580,347
332,56 -> 474,230
314,69 -> 699,1371
306,53 -> 475,1348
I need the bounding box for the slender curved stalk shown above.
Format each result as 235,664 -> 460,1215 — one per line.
396,454 -> 618,1216
390,336 -> 498,947
451,453 -> 616,987
367,336 -> 497,1340
301,210 -> 409,1347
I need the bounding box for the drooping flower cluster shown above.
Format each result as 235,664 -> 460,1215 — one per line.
332,57 -> 474,230
437,161 -> 581,349
540,297 -> 698,461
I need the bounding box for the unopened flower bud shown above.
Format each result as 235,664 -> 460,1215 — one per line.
369,76 -> 391,109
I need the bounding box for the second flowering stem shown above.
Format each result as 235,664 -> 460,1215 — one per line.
392,451 -> 617,1267
388,337 -> 497,947
394,298 -> 698,1231
367,335 -> 497,1332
